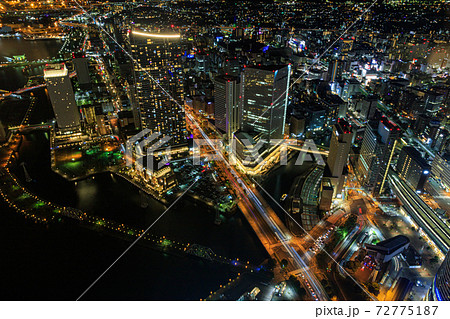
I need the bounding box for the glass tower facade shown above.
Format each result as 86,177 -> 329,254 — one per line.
427,252 -> 450,301
214,75 -> 240,142
356,117 -> 400,196
240,65 -> 290,142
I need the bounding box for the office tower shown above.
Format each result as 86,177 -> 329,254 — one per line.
195,53 -> 210,73
327,59 -> 342,83
356,117 -> 400,196
322,93 -> 346,120
319,177 -> 334,211
44,63 -> 80,132
424,91 -> 444,114
431,154 -> 450,190
240,64 -> 290,142
130,29 -> 186,147
414,114 -> 431,135
72,52 -> 91,85
427,251 -> 450,301
425,119 -> 441,145
341,78 -> 360,101
224,58 -> 240,77
327,119 -> 353,198
214,75 -> 240,142
396,146 -> 431,191
233,131 -> 265,168
433,129 -> 449,153
360,95 -> 379,121
289,115 -> 305,136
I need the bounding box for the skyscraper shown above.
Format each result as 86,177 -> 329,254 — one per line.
130,29 -> 186,147
327,59 -> 342,83
327,119 -> 353,198
396,146 -> 431,191
340,78 -> 360,101
214,75 -> 240,142
360,95 -> 379,121
356,117 -> 400,196
427,251 -> 450,301
72,52 -> 91,85
240,64 -> 290,142
44,63 -> 80,132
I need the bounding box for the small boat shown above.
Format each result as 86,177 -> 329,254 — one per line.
280,194 -> 288,202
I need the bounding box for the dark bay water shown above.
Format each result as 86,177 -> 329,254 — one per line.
0,38 -> 63,91
1,88 -> 268,300
0,38 -> 63,63
0,38 -> 272,300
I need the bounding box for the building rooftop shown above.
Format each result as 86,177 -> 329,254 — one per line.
336,118 -> 352,134
215,74 -> 240,83
234,131 -> 258,145
44,63 -> 68,78
372,235 -> 410,254
244,64 -> 289,72
72,52 -> 86,59
380,116 -> 401,132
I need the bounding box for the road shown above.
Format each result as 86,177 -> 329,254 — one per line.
186,111 -> 328,300
389,170 -> 450,253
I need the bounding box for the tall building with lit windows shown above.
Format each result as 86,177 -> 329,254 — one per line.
327,119 -> 353,198
129,29 -> 186,147
396,146 -> 431,191
327,59 -> 343,83
427,251 -> 450,301
214,75 -> 240,142
44,63 -> 80,132
240,65 -> 290,142
356,117 -> 400,196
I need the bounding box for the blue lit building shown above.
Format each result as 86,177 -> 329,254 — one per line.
427,252 -> 450,301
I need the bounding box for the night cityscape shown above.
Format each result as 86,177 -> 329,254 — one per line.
1,0 -> 450,309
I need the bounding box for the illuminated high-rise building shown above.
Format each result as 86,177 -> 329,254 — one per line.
327,119 -> 353,198
396,146 -> 431,191
129,29 -> 186,147
214,75 -> 240,142
356,117 -> 400,196
427,251 -> 450,301
240,65 -> 290,142
44,63 -> 80,132
327,59 -> 343,83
